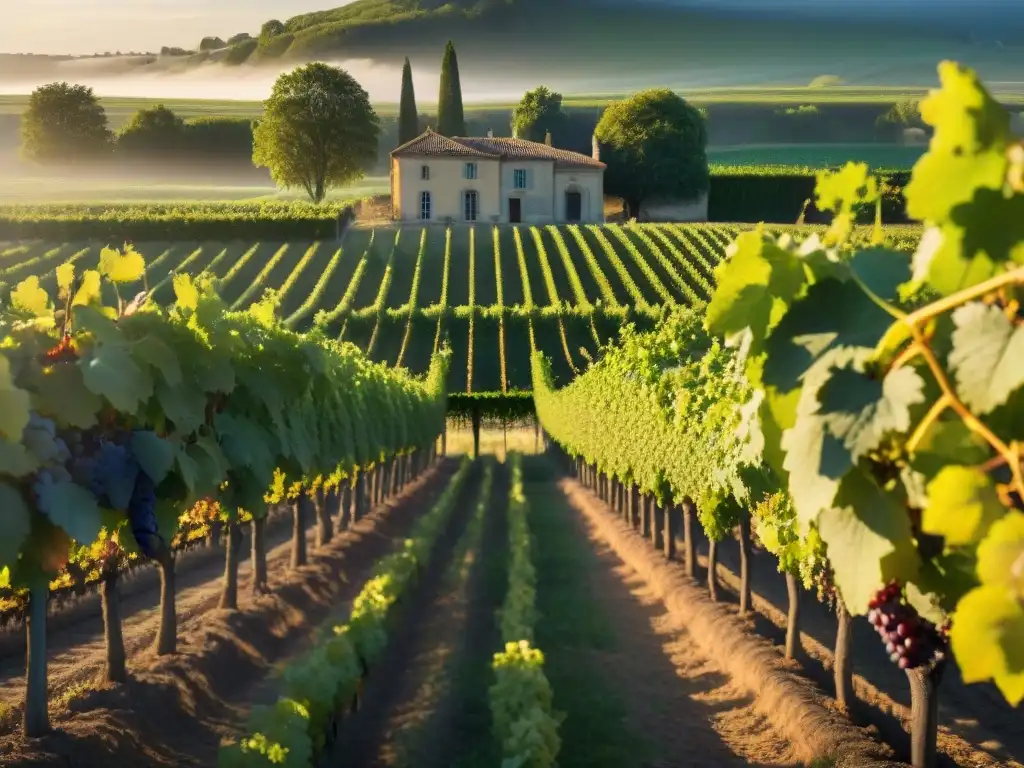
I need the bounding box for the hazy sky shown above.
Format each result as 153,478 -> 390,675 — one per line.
3,0 -> 1021,55
1,0 -> 337,55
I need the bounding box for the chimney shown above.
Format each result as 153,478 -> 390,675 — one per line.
544,130 -> 552,146
487,128 -> 494,138
592,134 -> 600,161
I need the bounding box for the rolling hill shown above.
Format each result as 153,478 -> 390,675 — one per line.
2,0 -> 1023,93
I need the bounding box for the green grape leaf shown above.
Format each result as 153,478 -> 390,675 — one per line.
155,379 -> 206,434
30,362 -> 101,428
705,230 -> 805,346
847,247 -> 911,303
0,482 -> 31,568
817,470 -> 919,614
783,358 -> 923,523
905,152 -> 1007,225
948,302 -> 1024,415
975,511 -> 1024,592
55,262 -> 75,298
99,245 -> 145,284
173,273 -> 199,312
952,585 -> 1024,705
175,444 -> 201,494
72,270 -> 101,306
154,498 -> 182,541
0,437 -> 42,477
909,419 -> 992,480
193,355 -> 235,395
921,61 -> 1011,154
11,276 -> 53,318
922,466 -> 1004,547
762,278 -> 891,397
131,334 -> 183,387
36,479 -> 103,545
72,303 -> 121,344
78,341 -> 154,413
815,162 -> 879,213
904,581 -> 947,627
131,431 -> 175,485
0,355 -> 31,441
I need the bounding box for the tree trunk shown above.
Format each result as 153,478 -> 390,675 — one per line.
24,579 -> 49,737
154,550 -> 177,656
354,472 -> 366,522
664,505 -> 676,560
707,539 -> 720,602
835,599 -> 855,711
472,407 -> 481,458
651,501 -> 661,549
338,484 -> 353,531
785,571 -> 801,660
252,515 -> 268,595
206,519 -> 222,550
101,565 -> 126,683
219,521 -> 242,610
290,499 -> 307,569
626,485 -> 635,526
682,498 -> 697,579
907,664 -> 944,768
738,511 -> 752,616
641,495 -> 651,538
315,488 -> 333,548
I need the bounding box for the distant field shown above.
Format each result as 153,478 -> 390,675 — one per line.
0,176 -> 390,204
0,222 -> 921,394
1,84 -> 1020,126
706,143 -> 926,169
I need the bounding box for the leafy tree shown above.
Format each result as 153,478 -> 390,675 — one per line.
594,89 -> 709,219
116,105 -> 185,157
253,63 -> 379,203
199,36 -> 226,51
437,40 -> 465,137
226,33 -> 253,46
260,20 -> 286,45
20,82 -> 112,164
398,57 -> 420,145
876,99 -> 926,140
511,86 -> 566,143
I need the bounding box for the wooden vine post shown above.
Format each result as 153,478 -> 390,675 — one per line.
219,519 -> 243,611
251,511 -> 269,596
784,572 -> 800,659
737,510 -> 752,615
100,557 -> 127,683
471,404 -> 481,459
834,598 -> 855,711
681,497 -> 697,579
907,663 -> 945,768
154,548 -> 177,655
24,579 -> 49,737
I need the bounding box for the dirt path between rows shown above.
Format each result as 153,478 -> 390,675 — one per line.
0,461 -> 456,767
326,460 -> 508,768
0,508 -> 300,728
690,514 -> 1023,768
552,475 -> 802,768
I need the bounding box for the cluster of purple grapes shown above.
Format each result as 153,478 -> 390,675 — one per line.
867,581 -> 947,671
29,414 -> 164,559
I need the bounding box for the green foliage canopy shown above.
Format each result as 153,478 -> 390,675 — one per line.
511,86 -> 566,143
594,89 -> 709,218
398,57 -> 419,146
253,63 -> 380,203
116,105 -> 186,157
437,40 -> 465,137
19,82 -> 112,164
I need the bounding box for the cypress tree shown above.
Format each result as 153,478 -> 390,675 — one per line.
436,40 -> 465,137
398,57 -> 419,145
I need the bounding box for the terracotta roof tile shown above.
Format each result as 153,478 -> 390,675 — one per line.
391,129 -> 605,170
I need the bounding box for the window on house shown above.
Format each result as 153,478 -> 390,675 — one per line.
513,169 -> 526,189
420,191 -> 431,220
463,190 -> 478,222
464,162 -> 477,180
421,165 -> 430,180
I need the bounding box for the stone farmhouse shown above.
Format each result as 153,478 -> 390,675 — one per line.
389,128 -> 606,224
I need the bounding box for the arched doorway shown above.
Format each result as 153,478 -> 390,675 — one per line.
565,189 -> 583,222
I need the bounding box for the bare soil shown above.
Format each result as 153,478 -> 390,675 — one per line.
692,524 -> 1024,768
0,460 -> 455,767
326,460 -> 509,768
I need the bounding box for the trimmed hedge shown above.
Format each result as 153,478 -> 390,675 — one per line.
708,171 -> 912,224
0,202 -> 358,241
